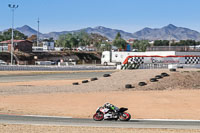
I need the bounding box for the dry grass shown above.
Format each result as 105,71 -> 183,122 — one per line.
0,124 -> 200,133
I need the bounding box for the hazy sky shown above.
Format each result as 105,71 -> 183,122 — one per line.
1,0 -> 200,33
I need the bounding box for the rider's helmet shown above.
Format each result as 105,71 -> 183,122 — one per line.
104,102 -> 111,108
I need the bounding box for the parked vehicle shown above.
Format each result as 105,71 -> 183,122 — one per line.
93,106 -> 131,121
101,51 -> 200,66
35,61 -> 53,65
0,60 -> 7,65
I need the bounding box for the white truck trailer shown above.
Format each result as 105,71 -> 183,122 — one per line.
101,51 -> 200,66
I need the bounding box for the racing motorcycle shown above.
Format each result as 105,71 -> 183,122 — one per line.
93,106 -> 131,121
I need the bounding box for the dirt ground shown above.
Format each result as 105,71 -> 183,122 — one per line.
1,124 -> 200,133
0,69 -> 200,119
1,90 -> 200,119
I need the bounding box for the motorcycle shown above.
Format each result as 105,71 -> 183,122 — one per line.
93,106 -> 131,121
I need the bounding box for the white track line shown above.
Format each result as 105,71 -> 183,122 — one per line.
23,115 -> 72,119
132,119 -> 200,122
22,115 -> 200,122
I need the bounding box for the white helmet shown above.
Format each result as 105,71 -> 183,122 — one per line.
104,103 -> 111,108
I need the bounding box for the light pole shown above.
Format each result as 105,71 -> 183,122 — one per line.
8,4 -> 18,65
37,18 -> 40,47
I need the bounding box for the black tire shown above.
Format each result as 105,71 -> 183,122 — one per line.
155,75 -> 163,79
177,66 -> 183,68
150,78 -> 158,82
104,62 -> 108,66
161,73 -> 169,77
91,77 -> 98,81
138,82 -> 147,86
93,112 -> 104,121
103,74 -> 111,77
82,80 -> 89,83
119,112 -> 131,121
125,84 -> 133,89
169,68 -> 176,72
72,82 -> 79,85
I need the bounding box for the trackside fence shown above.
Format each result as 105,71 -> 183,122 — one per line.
139,63 -> 169,69
0,65 -> 116,71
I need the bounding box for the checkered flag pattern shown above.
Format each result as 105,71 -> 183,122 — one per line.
128,57 -> 144,64
185,57 -> 200,64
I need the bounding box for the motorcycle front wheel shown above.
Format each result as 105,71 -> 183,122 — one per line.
119,112 -> 131,121
93,112 -> 104,121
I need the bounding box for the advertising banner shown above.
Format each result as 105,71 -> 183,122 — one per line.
144,57 -> 185,64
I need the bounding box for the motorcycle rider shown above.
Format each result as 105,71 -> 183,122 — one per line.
103,103 -> 119,114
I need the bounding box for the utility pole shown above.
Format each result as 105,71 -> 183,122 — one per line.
8,4 -> 18,65
37,18 -> 40,47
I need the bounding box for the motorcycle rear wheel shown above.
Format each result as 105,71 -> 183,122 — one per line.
93,112 -> 104,121
119,112 -> 131,121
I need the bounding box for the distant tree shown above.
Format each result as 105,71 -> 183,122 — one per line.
171,40 -> 197,46
115,32 -> 121,40
75,31 -> 91,46
0,35 -> 3,42
49,37 -> 54,42
100,43 -> 111,51
154,40 -> 169,46
57,33 -> 79,48
56,31 -> 109,50
154,40 -> 161,46
2,29 -> 27,40
69,36 -> 78,48
43,37 -> 55,42
57,34 -> 67,48
113,32 -> 126,49
162,40 -> 169,46
133,40 -> 150,52
113,39 -> 127,49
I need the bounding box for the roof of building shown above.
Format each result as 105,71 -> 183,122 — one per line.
0,40 -> 32,44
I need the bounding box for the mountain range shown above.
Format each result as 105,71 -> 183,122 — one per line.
4,24 -> 200,41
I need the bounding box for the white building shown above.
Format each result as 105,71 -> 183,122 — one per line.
43,41 -> 55,51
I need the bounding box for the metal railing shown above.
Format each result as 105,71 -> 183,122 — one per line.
139,63 -> 169,69
0,65 -> 116,71
147,46 -> 200,52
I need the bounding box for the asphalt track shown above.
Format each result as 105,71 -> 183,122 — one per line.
0,114 -> 200,129
0,71 -> 114,82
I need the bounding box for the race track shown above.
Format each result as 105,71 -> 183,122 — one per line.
0,71 -> 114,82
0,114 -> 200,129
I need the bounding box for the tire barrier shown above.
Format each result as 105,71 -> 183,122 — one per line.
177,66 -> 183,68
161,72 -> 169,77
169,68 -> 176,72
103,74 -> 111,77
125,84 -> 134,89
91,77 -> 98,81
150,78 -> 158,82
73,82 -> 79,85
155,75 -> 163,79
82,80 -> 89,83
138,82 -> 147,86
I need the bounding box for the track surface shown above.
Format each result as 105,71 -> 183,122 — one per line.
0,71 -> 114,82
0,114 -> 200,129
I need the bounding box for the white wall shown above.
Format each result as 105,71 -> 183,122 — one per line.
175,52 -> 200,56
43,42 -> 55,50
111,51 -> 176,63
